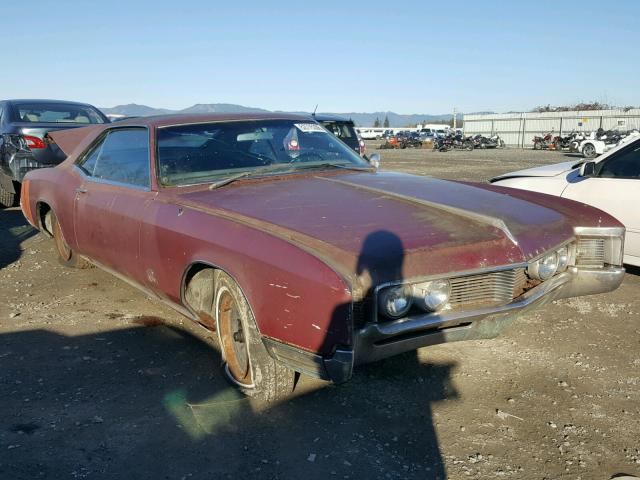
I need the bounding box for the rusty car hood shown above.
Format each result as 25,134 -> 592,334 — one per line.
173,171 -> 575,289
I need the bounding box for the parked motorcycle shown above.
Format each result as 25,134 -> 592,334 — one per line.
434,134 -> 474,152
553,131 -> 578,151
489,134 -> 506,148
471,134 -> 502,149
532,132 -> 554,150
379,132 -> 422,149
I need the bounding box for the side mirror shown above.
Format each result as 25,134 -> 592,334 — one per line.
368,153 -> 380,169
579,161 -> 596,177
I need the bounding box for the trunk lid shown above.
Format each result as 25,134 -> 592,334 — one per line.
16,123 -> 91,165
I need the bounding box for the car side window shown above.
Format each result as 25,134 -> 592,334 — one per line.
78,129 -> 150,188
598,144 -> 640,179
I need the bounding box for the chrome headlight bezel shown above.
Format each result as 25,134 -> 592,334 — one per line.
556,246 -> 570,272
378,285 -> 413,319
527,251 -> 559,280
413,279 -> 451,313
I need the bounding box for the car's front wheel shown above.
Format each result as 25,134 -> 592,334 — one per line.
214,270 -> 295,401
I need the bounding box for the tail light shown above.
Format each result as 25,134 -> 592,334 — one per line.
359,138 -> 366,156
23,135 -> 46,149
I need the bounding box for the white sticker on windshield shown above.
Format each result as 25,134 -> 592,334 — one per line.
294,123 -> 326,133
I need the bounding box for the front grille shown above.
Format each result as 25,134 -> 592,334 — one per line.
576,237 -> 605,267
448,268 -> 527,310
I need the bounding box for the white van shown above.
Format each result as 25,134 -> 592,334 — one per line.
357,128 -> 385,139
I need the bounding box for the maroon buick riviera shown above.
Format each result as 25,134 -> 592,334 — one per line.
20,113 -> 625,400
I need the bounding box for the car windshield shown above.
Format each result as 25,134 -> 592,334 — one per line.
12,102 -> 106,124
156,119 -> 370,186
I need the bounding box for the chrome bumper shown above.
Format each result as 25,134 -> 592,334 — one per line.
354,265 -> 625,365
264,266 -> 624,383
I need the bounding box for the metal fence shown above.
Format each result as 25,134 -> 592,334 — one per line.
463,109 -> 640,148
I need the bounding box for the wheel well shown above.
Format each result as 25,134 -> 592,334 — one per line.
183,263 -> 218,330
37,202 -> 53,236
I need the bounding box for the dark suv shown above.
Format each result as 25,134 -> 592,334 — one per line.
313,114 -> 365,157
0,99 -> 109,206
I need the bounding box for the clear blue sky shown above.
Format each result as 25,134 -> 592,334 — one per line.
1,0 -> 638,114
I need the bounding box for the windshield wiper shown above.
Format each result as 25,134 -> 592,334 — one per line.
208,164 -> 281,190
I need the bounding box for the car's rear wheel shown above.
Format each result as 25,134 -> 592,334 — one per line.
49,212 -> 91,269
215,270 -> 295,401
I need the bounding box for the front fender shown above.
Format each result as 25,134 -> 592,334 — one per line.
142,201 -> 355,356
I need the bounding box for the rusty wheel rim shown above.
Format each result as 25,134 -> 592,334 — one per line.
53,217 -> 72,261
218,288 -> 252,385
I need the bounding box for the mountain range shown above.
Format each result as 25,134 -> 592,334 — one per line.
100,103 -> 490,127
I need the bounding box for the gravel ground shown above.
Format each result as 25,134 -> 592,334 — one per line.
1,147 -> 639,480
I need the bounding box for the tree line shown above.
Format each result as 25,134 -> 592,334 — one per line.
531,102 -> 637,113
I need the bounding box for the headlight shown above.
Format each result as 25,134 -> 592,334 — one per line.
527,252 -> 559,280
378,286 -> 412,319
556,246 -> 569,272
413,279 -> 451,313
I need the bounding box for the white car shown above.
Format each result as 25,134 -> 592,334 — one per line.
491,137 -> 640,266
579,130 -> 639,158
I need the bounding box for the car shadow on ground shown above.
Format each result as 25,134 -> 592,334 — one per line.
0,322 -> 456,479
625,264 -> 640,276
0,207 -> 36,269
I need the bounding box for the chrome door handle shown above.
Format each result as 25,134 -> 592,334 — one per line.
75,188 -> 87,194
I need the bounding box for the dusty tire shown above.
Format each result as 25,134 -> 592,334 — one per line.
464,141 -> 474,151
582,143 -> 597,158
214,270 -> 295,401
0,187 -> 15,208
50,212 -> 92,269
533,141 -> 541,150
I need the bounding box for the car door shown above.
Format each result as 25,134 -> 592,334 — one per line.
73,127 -> 154,283
562,141 -> 640,264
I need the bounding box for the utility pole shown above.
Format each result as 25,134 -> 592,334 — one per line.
453,108 -> 457,130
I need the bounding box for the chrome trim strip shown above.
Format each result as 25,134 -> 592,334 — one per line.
574,226 -> 625,237
318,176 -> 520,245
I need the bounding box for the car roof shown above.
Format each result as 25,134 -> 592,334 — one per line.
312,114 -> 353,123
4,99 -> 98,107
111,112 -> 312,128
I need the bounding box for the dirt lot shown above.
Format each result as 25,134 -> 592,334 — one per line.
1,147 -> 639,480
